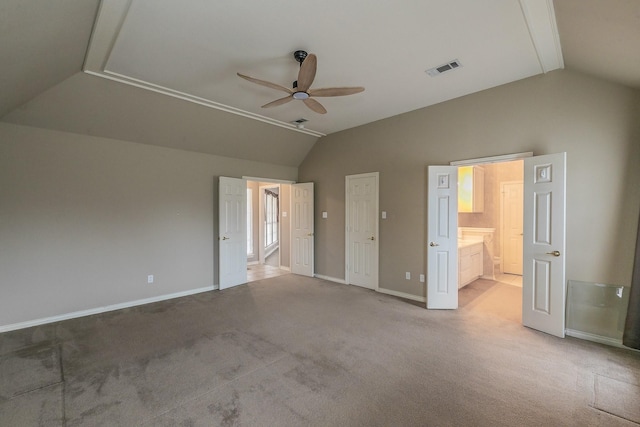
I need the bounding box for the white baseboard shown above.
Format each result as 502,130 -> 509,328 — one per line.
378,287 -> 426,303
0,286 -> 215,333
565,329 -> 635,351
247,261 -> 259,266
314,274 -> 347,285
280,266 -> 291,272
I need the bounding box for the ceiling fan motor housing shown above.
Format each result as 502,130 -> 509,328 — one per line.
293,50 -> 308,64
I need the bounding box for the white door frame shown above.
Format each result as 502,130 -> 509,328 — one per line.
345,172 -> 380,290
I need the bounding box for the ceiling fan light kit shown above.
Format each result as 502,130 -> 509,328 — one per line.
237,50 -> 364,115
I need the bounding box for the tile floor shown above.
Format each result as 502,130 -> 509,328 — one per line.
247,263 -> 290,282
495,272 -> 523,287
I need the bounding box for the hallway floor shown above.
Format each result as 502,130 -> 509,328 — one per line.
246,263 -> 290,282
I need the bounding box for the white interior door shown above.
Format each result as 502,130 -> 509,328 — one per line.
346,173 -> 379,290
523,153 -> 566,337
219,176 -> 247,289
291,182 -> 314,276
427,166 -> 458,309
502,181 -> 524,275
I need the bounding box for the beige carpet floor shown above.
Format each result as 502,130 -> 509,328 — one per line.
1,275 -> 639,426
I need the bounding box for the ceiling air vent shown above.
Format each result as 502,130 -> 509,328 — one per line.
426,59 -> 462,77
291,118 -> 308,129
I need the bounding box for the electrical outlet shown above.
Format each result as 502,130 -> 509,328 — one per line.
419,274 -> 425,283
405,272 -> 411,280
147,275 -> 154,284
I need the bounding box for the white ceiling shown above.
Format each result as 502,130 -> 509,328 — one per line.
84,0 -> 563,137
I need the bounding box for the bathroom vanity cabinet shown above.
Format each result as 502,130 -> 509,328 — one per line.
458,241 -> 483,288
458,165 -> 484,213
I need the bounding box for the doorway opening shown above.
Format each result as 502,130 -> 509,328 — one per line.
246,180 -> 291,283
428,153 -> 566,336
456,160 -> 524,323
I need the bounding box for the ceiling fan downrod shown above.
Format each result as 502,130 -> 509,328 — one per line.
292,50 -> 309,95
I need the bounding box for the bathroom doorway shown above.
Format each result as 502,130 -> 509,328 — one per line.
457,160 -> 524,321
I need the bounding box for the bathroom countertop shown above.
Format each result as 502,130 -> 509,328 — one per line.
458,239 -> 483,249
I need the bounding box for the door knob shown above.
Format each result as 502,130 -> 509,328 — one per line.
368,236 -> 375,241
307,233 -> 314,236
219,236 -> 230,241
546,250 -> 560,257
429,242 -> 439,247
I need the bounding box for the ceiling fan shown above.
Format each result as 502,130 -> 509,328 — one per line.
237,50 -> 364,114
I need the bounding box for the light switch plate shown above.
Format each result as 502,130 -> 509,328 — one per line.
322,211 -> 328,218
382,211 -> 387,219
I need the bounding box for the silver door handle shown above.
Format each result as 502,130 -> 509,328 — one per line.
429,242 -> 439,247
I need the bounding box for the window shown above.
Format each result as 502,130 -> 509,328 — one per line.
264,189 -> 278,248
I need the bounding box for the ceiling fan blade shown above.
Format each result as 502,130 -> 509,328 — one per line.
296,54 -> 317,92
303,97 -> 327,114
261,95 -> 293,109
237,73 -> 292,94
308,87 -> 365,97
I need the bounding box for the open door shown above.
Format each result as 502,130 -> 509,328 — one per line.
291,183 -> 314,277
523,153 -> 566,337
427,166 -> 458,309
219,176 -> 247,289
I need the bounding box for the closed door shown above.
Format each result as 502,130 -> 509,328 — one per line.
502,181 -> 523,274
291,183 -> 314,276
219,176 -> 247,289
346,173 -> 379,290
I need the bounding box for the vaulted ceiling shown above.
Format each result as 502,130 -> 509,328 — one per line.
1,0 -> 639,166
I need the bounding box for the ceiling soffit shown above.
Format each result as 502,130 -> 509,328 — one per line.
84,0 -> 563,137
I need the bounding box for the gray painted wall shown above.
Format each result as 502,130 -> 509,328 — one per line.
299,69 -> 640,299
0,123 -> 297,328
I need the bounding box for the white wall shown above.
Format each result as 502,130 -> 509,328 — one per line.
0,123 -> 297,329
